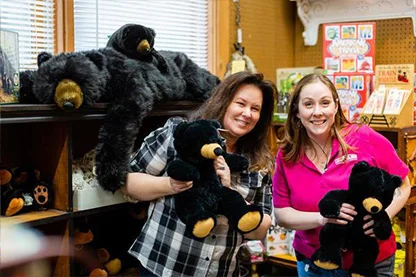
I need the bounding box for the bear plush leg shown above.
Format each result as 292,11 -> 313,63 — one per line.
175,192 -> 217,239
349,236 -> 378,277
312,224 -> 347,270
5,197 -> 25,216
193,218 -> 215,238
238,211 -> 261,233
219,187 -> 263,234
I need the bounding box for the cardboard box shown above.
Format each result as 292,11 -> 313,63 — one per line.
73,187 -> 127,211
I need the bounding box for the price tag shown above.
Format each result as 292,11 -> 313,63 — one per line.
231,60 -> 246,74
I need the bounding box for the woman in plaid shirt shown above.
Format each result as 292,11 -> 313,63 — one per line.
122,72 -> 276,277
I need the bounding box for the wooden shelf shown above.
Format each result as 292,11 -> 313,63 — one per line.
0,101 -> 201,124
71,202 -> 129,218
0,209 -> 69,227
267,254 -> 297,269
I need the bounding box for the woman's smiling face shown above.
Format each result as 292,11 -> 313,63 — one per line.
296,80 -> 338,143
223,84 -> 263,140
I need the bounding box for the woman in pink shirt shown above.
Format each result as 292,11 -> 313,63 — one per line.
273,73 -> 411,277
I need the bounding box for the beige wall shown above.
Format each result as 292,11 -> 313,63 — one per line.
224,0 -> 296,82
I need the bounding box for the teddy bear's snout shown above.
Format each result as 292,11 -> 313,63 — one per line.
363,197 -> 382,214
54,79 -> 83,110
137,40 -> 151,54
201,143 -> 224,159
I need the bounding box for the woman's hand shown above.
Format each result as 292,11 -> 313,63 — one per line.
363,215 -> 375,237
169,177 -> 193,194
321,203 -> 357,226
214,156 -> 231,188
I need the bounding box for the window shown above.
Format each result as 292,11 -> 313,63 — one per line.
0,0 -> 55,70
73,0 -> 209,68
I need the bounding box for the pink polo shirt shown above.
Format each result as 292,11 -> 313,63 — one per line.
273,124 -> 409,268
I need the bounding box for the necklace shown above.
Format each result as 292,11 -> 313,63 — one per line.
309,137 -> 332,171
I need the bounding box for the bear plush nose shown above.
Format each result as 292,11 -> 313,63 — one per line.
371,206 -> 379,213
63,102 -> 75,110
363,197 -> 382,214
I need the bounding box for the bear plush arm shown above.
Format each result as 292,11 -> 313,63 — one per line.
318,190 -> 349,218
371,210 -> 393,240
223,153 -> 249,172
166,159 -> 200,181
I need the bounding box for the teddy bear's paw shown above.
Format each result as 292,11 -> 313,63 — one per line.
193,218 -> 215,238
313,260 -> 339,270
5,198 -> 25,216
105,258 -> 122,275
73,228 -> 94,245
238,211 -> 261,233
89,268 -> 108,277
351,274 -> 365,277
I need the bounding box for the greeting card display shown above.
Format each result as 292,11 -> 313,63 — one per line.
360,64 -> 415,128
323,22 -> 376,122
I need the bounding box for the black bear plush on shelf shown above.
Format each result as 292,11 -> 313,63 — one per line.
32,25 -> 220,192
311,161 -> 402,277
106,23 -> 168,73
166,119 -> 263,239
0,169 -> 25,216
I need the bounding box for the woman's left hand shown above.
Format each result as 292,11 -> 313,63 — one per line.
214,156 -> 231,188
363,215 -> 375,237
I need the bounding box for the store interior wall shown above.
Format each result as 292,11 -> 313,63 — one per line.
228,0 -> 416,83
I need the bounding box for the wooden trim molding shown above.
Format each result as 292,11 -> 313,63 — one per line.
54,0 -> 74,53
208,0 -> 230,79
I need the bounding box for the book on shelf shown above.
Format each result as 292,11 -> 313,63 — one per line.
383,88 -> 405,115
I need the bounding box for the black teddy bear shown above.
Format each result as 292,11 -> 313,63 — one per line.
166,119 -> 263,239
106,23 -> 168,73
31,25 -> 220,192
311,161 -> 402,277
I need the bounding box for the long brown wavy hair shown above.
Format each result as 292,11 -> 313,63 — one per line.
190,72 -> 276,173
280,73 -> 351,163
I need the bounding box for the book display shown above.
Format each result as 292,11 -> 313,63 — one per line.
360,64 -> 415,128
323,22 -> 376,122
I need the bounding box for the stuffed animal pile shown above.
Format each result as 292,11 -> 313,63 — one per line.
166,119 -> 263,239
29,24 -> 220,192
0,167 -> 53,216
311,161 -> 402,277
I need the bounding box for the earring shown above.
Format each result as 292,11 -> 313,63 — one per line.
296,120 -> 301,128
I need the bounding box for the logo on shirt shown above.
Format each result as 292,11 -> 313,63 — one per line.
334,154 -> 358,165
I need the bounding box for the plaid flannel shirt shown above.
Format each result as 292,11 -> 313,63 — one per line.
128,117 -> 272,277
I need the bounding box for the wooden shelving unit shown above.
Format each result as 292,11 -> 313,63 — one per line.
0,101 -> 200,276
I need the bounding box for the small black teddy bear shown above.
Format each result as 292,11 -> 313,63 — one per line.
166,119 -> 264,239
311,161 -> 402,277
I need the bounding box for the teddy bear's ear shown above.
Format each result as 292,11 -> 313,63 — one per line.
391,175 -> 403,189
174,122 -> 188,139
85,51 -> 107,71
37,52 -> 53,67
351,161 -> 370,174
207,119 -> 221,129
148,27 -> 156,38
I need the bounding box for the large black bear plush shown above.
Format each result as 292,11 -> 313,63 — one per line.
32,43 -> 220,192
311,161 -> 402,277
166,119 -> 263,239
